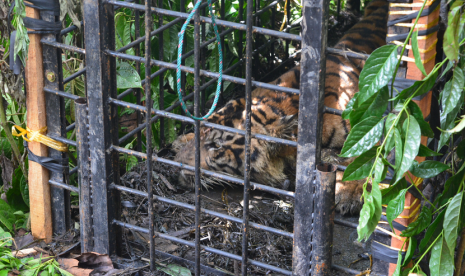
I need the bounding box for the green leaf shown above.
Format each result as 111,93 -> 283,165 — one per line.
429,235 -> 454,276
443,2 -> 462,62
411,29 -> 427,76
342,147 -> 378,181
457,139 -> 465,159
117,61 -> 142,89
392,247 -> 403,276
410,161 -> 449,179
420,209 -> 445,252
340,117 -> 384,157
395,116 -> 421,183
358,45 -> 400,104
386,188 -> 408,231
349,86 -> 389,127
158,264 -> 192,276
374,157 -> 387,183
394,128 -> 403,170
403,237 -> 416,266
408,101 -> 434,138
435,166 -> 465,207
357,193 -> 374,241
342,93 -> 359,120
0,199 -> 15,233
443,191 -> 463,254
393,71 -> 437,101
126,155 -> 138,172
401,206 -> 432,237
384,113 -> 397,153
382,178 -> 409,205
442,67 -> 465,115
442,115 -> 465,134
418,144 -> 442,157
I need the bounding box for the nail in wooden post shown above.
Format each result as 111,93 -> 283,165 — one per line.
25,3 -> 53,243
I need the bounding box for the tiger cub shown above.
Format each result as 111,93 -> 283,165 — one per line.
172,0 -> 389,215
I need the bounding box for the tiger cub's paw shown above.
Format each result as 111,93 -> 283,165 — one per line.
335,171 -> 365,215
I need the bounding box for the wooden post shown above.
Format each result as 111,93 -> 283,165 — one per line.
25,4 -> 53,243
388,0 -> 439,274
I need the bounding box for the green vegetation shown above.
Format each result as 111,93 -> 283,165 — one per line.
341,0 -> 465,274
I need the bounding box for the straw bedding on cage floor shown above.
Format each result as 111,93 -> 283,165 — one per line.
119,161 -> 295,275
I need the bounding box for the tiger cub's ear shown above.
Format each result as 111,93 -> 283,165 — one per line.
274,114 -> 298,139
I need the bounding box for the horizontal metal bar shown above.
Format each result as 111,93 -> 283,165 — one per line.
323,106 -> 343,116
105,0 -> 301,41
40,40 -> 86,55
60,24 -> 79,36
48,134 -> 77,147
111,145 -> 295,197
69,166 -> 78,175
110,98 -> 297,147
49,179 -> 79,193
44,88 -> 80,100
111,184 -> 293,238
332,264 -> 387,276
326,47 -> 370,60
106,50 -> 299,95
64,68 -> 86,85
255,0 -> 282,17
112,220 -> 292,275
66,123 -> 76,132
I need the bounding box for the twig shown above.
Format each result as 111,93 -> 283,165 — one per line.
454,227 -> 465,276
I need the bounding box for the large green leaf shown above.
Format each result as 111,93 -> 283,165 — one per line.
442,67 -> 465,115
342,93 -> 359,120
358,45 -> 399,104
394,116 -> 421,183
342,147 -> 378,181
417,144 -> 442,157
435,167 -> 465,207
410,160 -> 449,179
403,237 -> 416,266
443,2 -> 463,62
358,181 -> 383,241
408,101 -> 434,138
386,188 -> 408,231
419,209 -> 445,252
429,235 -> 454,276
394,128 -> 403,170
392,247 -> 403,276
401,205 -> 432,237
392,70 -> 437,101
382,177 -> 409,205
443,192 -> 463,254
340,117 -> 384,157
358,192 -> 374,241
411,29 -> 427,76
349,86 -> 389,127
384,113 -> 397,153
457,139 -> 465,159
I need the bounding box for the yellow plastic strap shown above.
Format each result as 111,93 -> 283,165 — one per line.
12,125 -> 68,152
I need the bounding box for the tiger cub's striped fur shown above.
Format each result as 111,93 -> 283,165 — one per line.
173,0 -> 389,215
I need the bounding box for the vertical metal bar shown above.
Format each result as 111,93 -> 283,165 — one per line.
312,163 -> 336,276
285,0 -> 291,59
270,7 -> 275,70
135,0 -> 142,154
158,0 -> 165,146
254,0 -> 260,80
75,98 -> 92,253
241,0 -> 253,274
200,6 -> 206,112
194,6 -> 202,276
145,0 -> 155,271
292,0 -> 328,273
238,0 -> 244,78
83,0 -> 121,255
41,9 -> 70,235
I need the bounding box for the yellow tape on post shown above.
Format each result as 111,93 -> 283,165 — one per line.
12,125 -> 68,152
